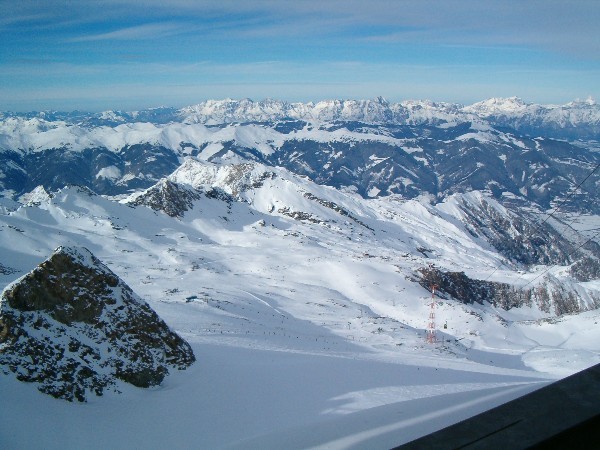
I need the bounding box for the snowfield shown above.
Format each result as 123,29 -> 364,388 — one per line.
1,162 -> 599,448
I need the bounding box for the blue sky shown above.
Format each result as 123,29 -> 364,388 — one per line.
1,0 -> 599,111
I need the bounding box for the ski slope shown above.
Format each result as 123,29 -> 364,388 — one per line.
0,167 -> 599,448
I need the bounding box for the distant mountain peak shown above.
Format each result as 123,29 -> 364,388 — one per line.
464,96 -> 530,115
567,96 -> 596,107
18,185 -> 53,205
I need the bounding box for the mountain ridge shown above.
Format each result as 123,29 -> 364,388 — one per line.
2,96 -> 599,138
1,106 -> 598,215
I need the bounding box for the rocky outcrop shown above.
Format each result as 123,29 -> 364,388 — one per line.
417,266 -> 600,316
417,266 -> 531,310
127,176 -> 239,218
303,192 -> 374,230
0,246 -> 195,402
128,178 -> 202,217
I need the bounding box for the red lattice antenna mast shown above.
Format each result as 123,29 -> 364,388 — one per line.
426,285 -> 437,344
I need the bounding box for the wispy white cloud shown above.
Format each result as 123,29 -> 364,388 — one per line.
0,12 -> 54,28
3,0 -> 600,55
1,0 -> 599,111
67,22 -> 184,42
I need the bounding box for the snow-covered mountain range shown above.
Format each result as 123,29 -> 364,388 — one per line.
3,96 -> 599,139
0,98 -> 599,448
1,97 -> 599,216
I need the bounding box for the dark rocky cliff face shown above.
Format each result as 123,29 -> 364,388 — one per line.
128,177 -> 238,218
128,178 -> 202,217
417,266 -> 600,316
0,246 -> 195,402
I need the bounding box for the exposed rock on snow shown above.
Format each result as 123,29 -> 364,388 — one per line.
0,246 -> 195,402
303,192 -> 374,231
418,266 -> 531,309
127,178 -> 202,218
126,174 -> 239,218
417,266 -> 600,315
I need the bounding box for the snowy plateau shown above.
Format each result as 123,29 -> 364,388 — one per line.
0,97 -> 599,449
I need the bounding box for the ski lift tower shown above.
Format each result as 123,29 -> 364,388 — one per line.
426,285 -> 437,344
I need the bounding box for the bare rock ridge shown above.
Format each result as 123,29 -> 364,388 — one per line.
417,266 -> 600,316
0,246 -> 195,402
128,178 -> 202,218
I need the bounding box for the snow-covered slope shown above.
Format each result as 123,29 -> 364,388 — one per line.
0,163 -> 597,447
0,98 -> 599,447
0,165 -> 598,446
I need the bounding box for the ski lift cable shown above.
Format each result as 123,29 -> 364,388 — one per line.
482,160 -> 600,283
536,160 -> 599,228
520,228 -> 600,290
